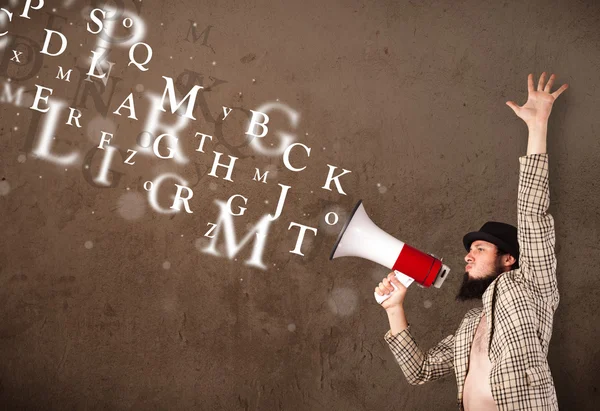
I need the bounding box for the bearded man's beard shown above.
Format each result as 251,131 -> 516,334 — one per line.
456,264 -> 502,301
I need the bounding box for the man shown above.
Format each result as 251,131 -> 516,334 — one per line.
376,72 -> 568,411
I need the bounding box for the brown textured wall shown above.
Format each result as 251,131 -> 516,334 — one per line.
0,0 -> 599,409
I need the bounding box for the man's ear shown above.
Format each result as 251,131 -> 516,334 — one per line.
504,254 -> 516,267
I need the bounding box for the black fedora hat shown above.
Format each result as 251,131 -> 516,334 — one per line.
463,221 -> 520,268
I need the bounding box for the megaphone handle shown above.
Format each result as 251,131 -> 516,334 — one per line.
374,270 -> 415,304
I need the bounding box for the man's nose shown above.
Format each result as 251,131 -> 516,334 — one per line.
465,253 -> 473,263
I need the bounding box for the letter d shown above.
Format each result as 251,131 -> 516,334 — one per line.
40,29 -> 67,57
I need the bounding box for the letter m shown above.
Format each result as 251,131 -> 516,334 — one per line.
56,66 -> 73,82
160,76 -> 203,120
0,83 -> 24,105
185,21 -> 215,53
201,200 -> 272,269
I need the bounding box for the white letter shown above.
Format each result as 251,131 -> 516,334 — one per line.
90,5 -> 146,54
124,149 -> 137,165
160,76 -> 203,120
253,169 -> 268,183
170,184 -> 194,213
30,85 -> 53,113
222,106 -> 232,119
87,8 -> 106,34
147,173 -> 189,214
94,146 -> 118,186
31,99 -> 79,166
86,49 -> 111,80
98,131 -> 113,150
1,83 -> 24,105
202,200 -> 272,269
128,42 -> 152,72
288,222 -> 318,256
20,0 -> 44,19
139,92 -> 190,164
10,50 -> 23,63
268,184 -> 291,221
325,212 -> 339,225
0,8 -> 13,37
66,107 -> 82,128
153,134 -> 177,159
321,164 -> 352,195
249,101 -> 300,156
40,29 -> 67,57
56,66 -> 72,82
85,49 -> 114,86
226,194 -> 248,216
245,109 -> 269,138
194,132 -> 213,152
113,93 -> 138,119
283,142 -> 311,172
204,223 -> 218,238
208,152 -> 238,182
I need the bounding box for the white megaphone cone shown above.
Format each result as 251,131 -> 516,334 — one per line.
330,200 -> 451,304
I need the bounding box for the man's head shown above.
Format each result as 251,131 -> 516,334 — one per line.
457,221 -> 519,301
456,240 -> 517,301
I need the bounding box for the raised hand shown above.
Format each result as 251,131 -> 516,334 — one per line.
506,72 -> 568,127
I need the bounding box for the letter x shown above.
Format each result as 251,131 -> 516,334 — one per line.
10,50 -> 22,63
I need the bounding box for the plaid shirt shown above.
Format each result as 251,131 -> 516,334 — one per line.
384,154 -> 559,410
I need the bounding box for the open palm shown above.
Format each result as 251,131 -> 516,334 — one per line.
506,72 -> 568,126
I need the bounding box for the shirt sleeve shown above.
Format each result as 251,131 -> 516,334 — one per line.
516,153 -> 559,306
383,326 -> 455,385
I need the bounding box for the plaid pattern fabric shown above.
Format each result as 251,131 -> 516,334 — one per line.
384,154 -> 559,410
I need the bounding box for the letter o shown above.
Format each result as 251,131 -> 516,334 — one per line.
325,212 -> 339,226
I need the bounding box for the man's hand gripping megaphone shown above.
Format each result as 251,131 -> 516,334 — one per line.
375,271 -> 415,306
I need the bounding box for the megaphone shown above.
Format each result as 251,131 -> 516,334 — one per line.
329,200 -> 451,304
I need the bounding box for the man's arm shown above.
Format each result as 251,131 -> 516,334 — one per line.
517,151 -> 558,304
376,273 -> 454,385
384,322 -> 455,386
526,122 -> 548,156
383,306 -> 454,385
506,72 -> 568,305
385,302 -> 454,386
517,118 -> 558,302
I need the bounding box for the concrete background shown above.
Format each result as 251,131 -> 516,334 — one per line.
0,0 -> 599,409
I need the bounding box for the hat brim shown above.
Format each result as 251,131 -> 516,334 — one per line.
463,231 -> 517,258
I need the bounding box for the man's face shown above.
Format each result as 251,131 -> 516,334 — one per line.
456,240 -> 504,301
464,240 -> 501,280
